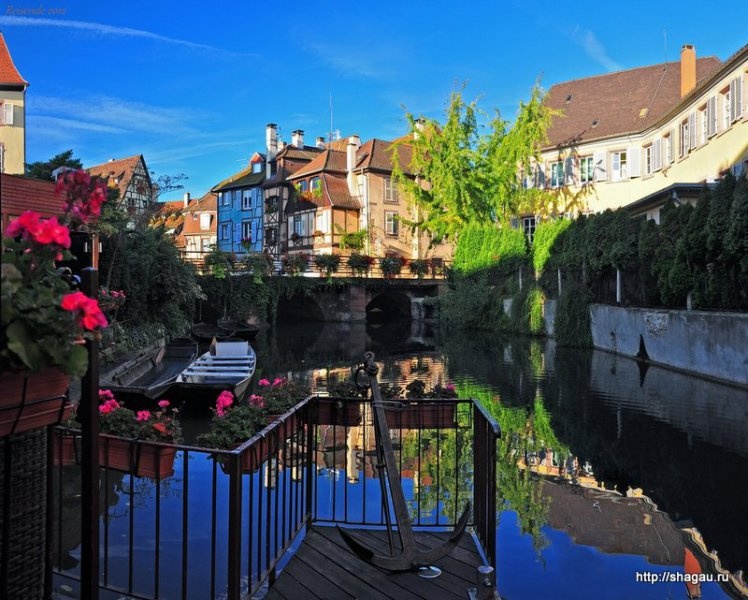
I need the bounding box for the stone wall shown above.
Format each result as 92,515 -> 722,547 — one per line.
589,305 -> 748,387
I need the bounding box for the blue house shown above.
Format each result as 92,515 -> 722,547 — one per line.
213,152 -> 265,254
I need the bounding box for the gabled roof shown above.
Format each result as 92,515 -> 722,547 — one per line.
212,166 -> 264,192
0,173 -> 58,218
0,33 -> 28,88
322,174 -> 359,209
289,149 -> 347,180
184,191 -> 217,213
355,138 -> 413,174
276,144 -> 323,161
87,155 -> 149,200
543,56 -> 722,148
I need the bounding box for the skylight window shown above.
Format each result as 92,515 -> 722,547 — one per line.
565,94 -> 573,103
591,119 -> 599,128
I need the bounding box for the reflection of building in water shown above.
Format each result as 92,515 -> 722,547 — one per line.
528,466 -> 746,598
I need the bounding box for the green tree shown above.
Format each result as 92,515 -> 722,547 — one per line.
25,149 -> 83,180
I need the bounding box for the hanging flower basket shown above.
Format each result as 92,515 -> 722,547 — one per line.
0,368 -> 71,437
98,436 -> 177,479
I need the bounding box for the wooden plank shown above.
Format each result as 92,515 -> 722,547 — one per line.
309,527 -> 427,600
265,567 -> 315,599
280,554 -> 354,599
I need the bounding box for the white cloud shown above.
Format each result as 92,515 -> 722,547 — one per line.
29,115 -> 126,134
29,95 -> 202,136
0,15 -> 255,57
305,41 -> 396,79
569,27 -> 622,72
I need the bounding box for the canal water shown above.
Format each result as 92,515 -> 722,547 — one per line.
56,319 -> 748,599
249,320 -> 748,600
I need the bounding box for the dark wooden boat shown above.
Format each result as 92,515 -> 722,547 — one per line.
217,318 -> 260,340
175,340 -> 256,399
190,322 -> 234,342
99,337 -> 198,399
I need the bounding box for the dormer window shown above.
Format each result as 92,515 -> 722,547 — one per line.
298,180 -> 309,193
252,161 -> 262,174
310,177 -> 321,191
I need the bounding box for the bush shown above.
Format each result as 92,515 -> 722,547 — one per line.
380,255 -> 405,276
409,258 -> 430,278
453,223 -> 527,274
282,253 -> 308,275
347,253 -> 375,276
313,253 -> 341,277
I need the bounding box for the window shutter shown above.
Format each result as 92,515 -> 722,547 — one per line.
732,76 -> 743,120
688,112 -> 696,150
537,163 -> 546,188
565,156 -> 575,185
593,151 -> 607,181
3,103 -> 13,125
653,139 -> 662,171
628,147 -> 641,177
707,97 -> 717,136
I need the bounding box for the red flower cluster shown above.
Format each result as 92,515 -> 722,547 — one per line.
61,290 -> 108,331
98,389 -> 119,414
5,211 -> 71,249
215,390 -> 234,416
55,169 -> 108,226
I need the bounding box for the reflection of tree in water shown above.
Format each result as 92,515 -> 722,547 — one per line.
459,382 -> 571,553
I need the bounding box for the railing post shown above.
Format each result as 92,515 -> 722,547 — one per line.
305,401 -> 314,525
226,452 -> 242,600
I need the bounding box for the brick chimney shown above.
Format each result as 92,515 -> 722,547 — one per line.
680,44 -> 696,98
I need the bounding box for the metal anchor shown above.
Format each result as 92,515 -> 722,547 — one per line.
337,351 -> 471,571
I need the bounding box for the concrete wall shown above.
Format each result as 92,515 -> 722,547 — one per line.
589,305 -> 748,386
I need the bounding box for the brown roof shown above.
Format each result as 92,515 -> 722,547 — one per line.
322,174 -> 359,209
543,56 -> 722,148
277,144 -> 323,161
0,33 -> 28,88
289,149 -> 347,179
87,155 -> 146,200
182,192 -> 217,236
355,138 -> 414,175
0,173 -> 59,220
184,191 -> 217,213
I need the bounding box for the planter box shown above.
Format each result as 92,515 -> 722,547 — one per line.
98,436 -> 177,479
384,402 -> 457,429
313,399 -> 362,426
0,368 -> 71,437
51,431 -> 80,467
219,441 -> 272,475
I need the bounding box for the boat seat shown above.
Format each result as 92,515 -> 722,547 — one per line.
214,341 -> 249,357
183,370 -> 251,377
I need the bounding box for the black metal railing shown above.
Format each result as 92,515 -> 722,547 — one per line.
51,395 -> 500,598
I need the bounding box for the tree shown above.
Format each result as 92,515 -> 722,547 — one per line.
391,84 -> 557,243
25,149 -> 82,180
151,171 -> 188,201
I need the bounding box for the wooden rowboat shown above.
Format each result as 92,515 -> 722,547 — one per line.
175,340 -> 256,399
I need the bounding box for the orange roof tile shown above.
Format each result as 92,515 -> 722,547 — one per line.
0,173 -> 59,219
355,139 -> 413,174
289,149 -> 347,179
0,33 -> 28,88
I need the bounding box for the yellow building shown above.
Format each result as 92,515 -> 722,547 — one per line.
531,43 -> 747,225
0,33 -> 28,175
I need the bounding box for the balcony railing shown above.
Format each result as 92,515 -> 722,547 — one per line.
51,396 -> 499,599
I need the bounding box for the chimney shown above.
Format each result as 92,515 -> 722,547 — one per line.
183,192 -> 190,208
346,135 -> 361,196
266,123 -> 277,178
680,44 -> 696,98
413,118 -> 426,140
315,136 -> 326,148
291,129 -> 305,148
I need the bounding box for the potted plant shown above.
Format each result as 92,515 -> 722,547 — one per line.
379,255 -> 405,278
409,258 -> 430,279
1,170 -> 109,437
281,253 -> 308,276
97,390 -> 181,478
347,253 -> 375,277
316,376 -> 363,426
381,379 -> 458,429
313,253 -> 341,278
255,377 -> 310,426
197,390 -> 265,474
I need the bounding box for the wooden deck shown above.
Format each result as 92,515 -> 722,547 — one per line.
264,525 -> 485,599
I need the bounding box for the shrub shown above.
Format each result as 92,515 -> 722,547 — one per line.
347,253 -> 376,276
380,255 -> 405,276
313,253 -> 341,277
409,258 -> 430,278
281,253 -> 308,275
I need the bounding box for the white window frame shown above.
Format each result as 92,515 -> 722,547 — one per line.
664,133 -> 673,165
293,215 -> 303,236
310,177 -> 321,191
242,190 -> 251,210
241,221 -> 252,242
385,211 -> 399,236
679,118 -> 690,156
2,102 -> 13,125
550,161 -> 564,188
644,145 -> 653,175
384,177 -> 400,203
611,150 -> 628,180
199,213 -> 211,231
220,223 -> 230,240
580,156 -> 594,184
522,216 -> 536,243
699,105 -> 708,145
722,87 -> 732,130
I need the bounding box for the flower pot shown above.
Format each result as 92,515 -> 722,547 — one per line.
52,430 -> 81,466
385,402 -> 456,429
219,440 -> 272,475
0,368 -> 71,437
314,399 -> 362,426
98,436 -> 177,479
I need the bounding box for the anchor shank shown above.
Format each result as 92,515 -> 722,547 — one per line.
366,354 -> 417,549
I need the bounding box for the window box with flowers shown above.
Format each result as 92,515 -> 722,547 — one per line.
1,170 -> 109,437
380,379 -> 458,429
255,377 -> 310,424
97,390 -> 182,479
197,390 -> 265,474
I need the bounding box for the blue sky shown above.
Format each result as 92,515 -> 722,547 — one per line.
2,1 -> 745,199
